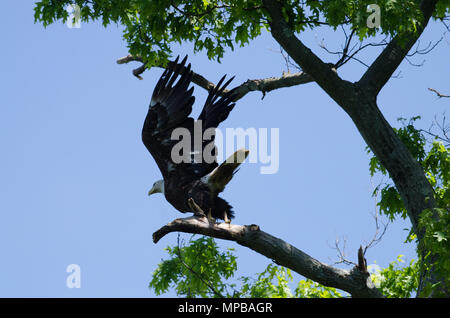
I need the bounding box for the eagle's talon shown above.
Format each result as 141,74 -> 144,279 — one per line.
224,213 -> 231,224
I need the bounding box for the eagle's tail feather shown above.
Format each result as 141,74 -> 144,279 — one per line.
206,148 -> 249,194
213,197 -> 234,221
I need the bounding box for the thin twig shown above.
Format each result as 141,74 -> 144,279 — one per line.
330,180 -> 389,267
420,112 -> 450,147
428,87 -> 450,98
407,37 -> 444,57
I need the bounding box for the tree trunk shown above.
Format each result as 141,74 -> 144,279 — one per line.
343,86 -> 436,238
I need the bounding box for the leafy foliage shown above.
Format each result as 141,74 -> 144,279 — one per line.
149,236 -> 345,298
367,116 -> 450,296
149,236 -> 427,298
238,264 -> 294,298
149,236 -> 237,297
418,207 -> 450,296
368,117 -> 423,220
369,255 -> 419,298
239,264 -> 344,298
294,279 -> 344,298
368,116 -> 449,221
34,0 -> 450,67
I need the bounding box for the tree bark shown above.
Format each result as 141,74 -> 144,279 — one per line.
153,216 -> 384,298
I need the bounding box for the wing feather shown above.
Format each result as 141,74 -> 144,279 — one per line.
142,56 -> 195,179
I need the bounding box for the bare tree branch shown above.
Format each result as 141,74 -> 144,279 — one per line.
318,26 -> 388,70
330,207 -> 389,269
262,0 -> 353,106
117,54 -> 314,101
233,71 -> 314,100
331,236 -> 358,267
273,46 -> 302,73
428,87 -> 450,98
363,182 -> 390,255
357,246 -> 368,273
117,54 -> 217,89
153,216 -> 383,298
407,37 -> 444,57
420,112 -> 450,147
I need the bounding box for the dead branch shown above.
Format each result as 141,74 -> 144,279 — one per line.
331,236 -> 357,267
153,216 -> 383,298
117,54 -> 217,89
331,187 -> 389,268
428,87 -> 450,98
421,112 -> 450,147
357,246 -> 368,273
116,54 -> 314,101
318,28 -> 389,69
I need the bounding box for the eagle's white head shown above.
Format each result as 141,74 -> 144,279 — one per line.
148,179 -> 165,196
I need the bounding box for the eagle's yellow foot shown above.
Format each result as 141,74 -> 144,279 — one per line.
224,213 -> 231,224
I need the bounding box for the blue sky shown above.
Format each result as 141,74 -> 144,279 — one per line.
0,1 -> 448,297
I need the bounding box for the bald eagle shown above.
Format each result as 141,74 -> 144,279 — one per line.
143,56 -> 248,223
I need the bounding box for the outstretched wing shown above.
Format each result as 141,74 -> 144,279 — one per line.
192,75 -> 238,177
142,56 -> 238,181
198,75 -> 237,130
142,56 -> 196,180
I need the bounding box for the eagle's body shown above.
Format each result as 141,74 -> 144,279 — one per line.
142,56 -> 247,221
